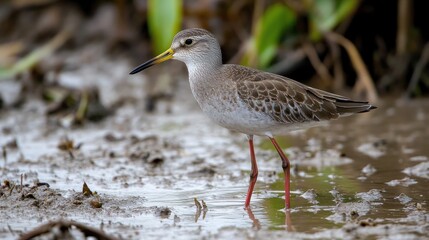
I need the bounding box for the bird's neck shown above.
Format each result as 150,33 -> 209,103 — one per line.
185,57 -> 223,107
186,58 -> 222,83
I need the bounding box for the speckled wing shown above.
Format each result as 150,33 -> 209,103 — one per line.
236,70 -> 374,124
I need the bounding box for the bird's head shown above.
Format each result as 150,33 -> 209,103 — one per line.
130,28 -> 221,75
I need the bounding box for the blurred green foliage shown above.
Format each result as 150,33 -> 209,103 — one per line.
242,0 -> 359,69
308,0 -> 359,41
147,0 -> 183,54
0,30 -> 69,79
242,4 -> 296,69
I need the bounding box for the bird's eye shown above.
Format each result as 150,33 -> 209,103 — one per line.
185,39 -> 193,45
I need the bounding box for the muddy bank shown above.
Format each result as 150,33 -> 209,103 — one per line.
1,78 -> 429,239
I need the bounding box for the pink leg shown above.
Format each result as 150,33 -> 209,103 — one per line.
269,137 -> 291,209
244,135 -> 258,209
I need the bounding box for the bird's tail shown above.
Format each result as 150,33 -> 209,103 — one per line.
307,86 -> 377,116
334,99 -> 377,115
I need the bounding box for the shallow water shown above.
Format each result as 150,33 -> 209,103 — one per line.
1,92 -> 428,239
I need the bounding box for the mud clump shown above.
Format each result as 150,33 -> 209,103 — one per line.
154,207 -> 172,219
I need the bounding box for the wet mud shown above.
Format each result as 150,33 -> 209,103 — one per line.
1,69 -> 428,239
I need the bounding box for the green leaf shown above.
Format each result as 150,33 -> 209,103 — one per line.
255,4 -> 296,68
309,0 -> 359,41
259,45 -> 277,68
321,0 -> 359,31
148,0 -> 183,54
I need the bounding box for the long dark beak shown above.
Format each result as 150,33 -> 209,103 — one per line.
129,48 -> 174,75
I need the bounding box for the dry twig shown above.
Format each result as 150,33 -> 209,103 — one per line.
303,42 -> 333,85
18,220 -> 117,240
405,41 -> 429,97
325,32 -> 378,102
396,0 -> 412,55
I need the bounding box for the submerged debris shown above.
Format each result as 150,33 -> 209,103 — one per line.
57,137 -> 82,159
189,166 -> 217,177
3,138 -> 18,149
403,162 -> 429,179
81,182 -> 102,208
194,197 -> 202,210
358,218 -> 377,227
202,200 -> 208,211
329,188 -> 344,203
155,207 -> 172,219
2,146 -> 6,163
18,220 -> 118,240
361,164 -> 377,176
46,88 -> 111,126
357,140 -> 386,159
82,182 -> 93,197
104,132 -> 125,142
355,189 -> 384,202
409,155 -> 428,162
395,193 -> 413,205
300,189 -> 319,204
328,202 -> 372,223
89,198 -> 102,208
385,177 -> 417,187
299,148 -> 353,167
194,198 -> 208,222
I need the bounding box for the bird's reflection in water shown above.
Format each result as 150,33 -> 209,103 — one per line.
246,207 -> 261,230
285,209 -> 295,231
245,207 -> 295,231
194,198 -> 207,223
